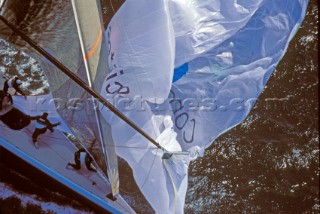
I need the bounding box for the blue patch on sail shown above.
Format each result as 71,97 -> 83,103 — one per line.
173,63 -> 188,83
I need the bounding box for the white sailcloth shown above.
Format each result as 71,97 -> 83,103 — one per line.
100,0 -> 308,213
169,0 -> 309,156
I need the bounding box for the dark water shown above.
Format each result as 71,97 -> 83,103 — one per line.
0,0 -> 319,213
185,1 -> 319,213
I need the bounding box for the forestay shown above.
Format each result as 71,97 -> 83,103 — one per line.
101,0 -> 308,213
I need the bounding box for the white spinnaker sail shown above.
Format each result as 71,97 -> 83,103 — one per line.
168,0 -> 309,156
71,0 -> 120,196
100,0 -> 308,213
100,0 -> 190,213
105,0 -> 175,103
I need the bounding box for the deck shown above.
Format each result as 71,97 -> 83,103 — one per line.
0,94 -> 135,213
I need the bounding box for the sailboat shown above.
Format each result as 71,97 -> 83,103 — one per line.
0,0 -> 308,213
0,0 -> 135,213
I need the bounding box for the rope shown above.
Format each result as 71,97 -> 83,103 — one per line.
119,147 -> 160,195
109,0 -> 115,15
0,124 -> 158,150
1,124 -> 108,193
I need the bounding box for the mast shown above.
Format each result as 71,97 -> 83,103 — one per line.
71,0 -> 119,197
0,15 -> 165,151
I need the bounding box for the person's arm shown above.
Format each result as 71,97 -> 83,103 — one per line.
45,118 -> 60,130
51,122 -> 61,127
14,85 -> 26,97
29,115 -> 40,120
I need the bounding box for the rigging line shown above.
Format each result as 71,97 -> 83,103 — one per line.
120,22 -> 160,141
0,124 -> 160,150
113,12 -> 162,179
109,0 -> 115,15
120,28 -> 162,188
0,15 -> 165,151
25,126 -> 110,187
119,147 -> 160,195
3,127 -> 70,162
58,130 -> 111,184
71,0 -> 110,188
29,135 -> 108,193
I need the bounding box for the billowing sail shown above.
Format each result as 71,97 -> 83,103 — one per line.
105,0 -> 175,103
0,0 -> 115,187
168,0 -> 309,156
101,0 -> 309,213
71,0 -> 102,80
0,0 -> 309,213
100,1 -> 190,212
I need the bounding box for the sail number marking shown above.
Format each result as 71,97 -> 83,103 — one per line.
169,90 -> 196,144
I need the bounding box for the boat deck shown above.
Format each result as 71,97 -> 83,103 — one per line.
0,108 -> 135,214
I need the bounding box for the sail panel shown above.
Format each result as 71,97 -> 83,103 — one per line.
0,0 -> 111,178
71,0 -> 120,195
101,0 -> 308,212
105,0 -> 175,103
71,0 -> 103,81
168,0 -> 309,155
0,0 -> 309,213
0,0 -> 6,13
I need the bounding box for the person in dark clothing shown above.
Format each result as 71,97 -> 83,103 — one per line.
30,112 -> 60,149
67,148 -> 97,172
0,90 -> 13,112
3,76 -> 26,99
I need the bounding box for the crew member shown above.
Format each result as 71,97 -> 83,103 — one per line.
30,112 -> 60,149
0,90 -> 13,112
67,148 -> 97,172
3,75 -> 26,99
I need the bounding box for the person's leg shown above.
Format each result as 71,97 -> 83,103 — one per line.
67,158 -> 81,170
32,129 -> 40,143
85,155 -> 97,172
3,80 -> 8,92
12,85 -> 24,96
67,163 -> 81,170
32,128 -> 47,148
87,165 -> 97,172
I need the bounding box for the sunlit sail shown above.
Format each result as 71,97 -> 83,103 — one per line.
71,0 -> 119,196
0,0 -> 309,213
100,0 -> 309,213
0,0 -> 111,188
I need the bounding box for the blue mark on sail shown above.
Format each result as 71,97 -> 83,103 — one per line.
173,63 -> 188,83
